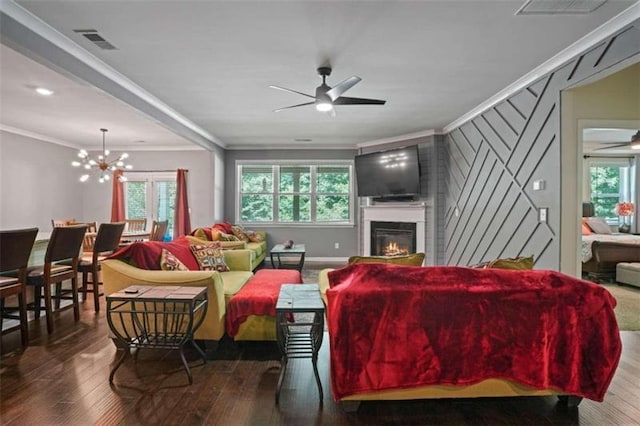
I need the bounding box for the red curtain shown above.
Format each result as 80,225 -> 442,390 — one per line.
174,169 -> 191,239
110,170 -> 125,222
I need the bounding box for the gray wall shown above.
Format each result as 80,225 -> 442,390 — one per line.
358,135 -> 447,265
224,149 -> 358,259
444,20 -> 640,270
0,129 -> 224,233
82,148 -> 224,229
0,130 -> 84,231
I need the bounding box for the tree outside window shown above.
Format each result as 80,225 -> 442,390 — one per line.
589,162 -> 631,223
238,163 -> 353,225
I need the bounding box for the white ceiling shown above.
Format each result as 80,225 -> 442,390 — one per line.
0,0 -> 638,150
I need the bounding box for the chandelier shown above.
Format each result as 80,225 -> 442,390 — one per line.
72,128 -> 132,183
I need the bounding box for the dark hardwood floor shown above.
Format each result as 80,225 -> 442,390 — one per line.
2,293 -> 639,425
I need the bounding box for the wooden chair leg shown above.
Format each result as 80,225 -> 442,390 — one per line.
82,270 -> 89,301
54,283 -> 62,309
33,285 -> 42,319
43,279 -> 54,334
93,265 -> 100,312
17,291 -> 29,347
72,276 -> 80,322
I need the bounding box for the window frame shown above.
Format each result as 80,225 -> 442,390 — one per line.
585,157 -> 633,224
124,172 -> 177,235
236,160 -> 355,227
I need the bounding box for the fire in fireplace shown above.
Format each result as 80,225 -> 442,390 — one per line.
371,221 -> 416,257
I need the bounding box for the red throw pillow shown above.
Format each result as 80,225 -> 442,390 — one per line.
213,222 -> 234,234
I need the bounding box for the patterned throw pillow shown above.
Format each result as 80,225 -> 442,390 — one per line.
189,242 -> 230,272
192,227 -> 212,241
231,225 -> 250,242
218,232 -> 240,241
159,248 -> 189,271
246,230 -> 264,243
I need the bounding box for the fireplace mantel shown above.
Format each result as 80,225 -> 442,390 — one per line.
362,204 -> 426,256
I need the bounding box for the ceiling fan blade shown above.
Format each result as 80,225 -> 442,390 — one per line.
333,96 -> 386,105
269,85 -> 315,99
273,101 -> 315,112
593,143 -> 630,151
326,76 -> 361,101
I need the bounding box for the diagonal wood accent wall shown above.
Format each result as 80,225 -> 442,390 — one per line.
444,21 -> 640,269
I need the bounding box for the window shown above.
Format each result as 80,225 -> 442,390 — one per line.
237,162 -> 353,225
125,172 -> 176,238
588,159 -> 633,223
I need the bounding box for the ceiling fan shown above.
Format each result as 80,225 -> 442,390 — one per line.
593,130 -> 640,151
269,67 -> 386,116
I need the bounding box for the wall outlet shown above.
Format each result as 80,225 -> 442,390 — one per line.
533,179 -> 545,191
539,207 -> 548,223
334,242 -> 340,249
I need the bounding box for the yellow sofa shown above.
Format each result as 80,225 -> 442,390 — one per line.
102,248 -> 255,350
190,230 -> 267,271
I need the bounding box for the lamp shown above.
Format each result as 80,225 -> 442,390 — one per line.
614,201 -> 634,233
72,128 -> 132,183
631,130 -> 640,150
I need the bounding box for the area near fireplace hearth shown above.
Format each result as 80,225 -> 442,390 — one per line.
361,203 -> 435,265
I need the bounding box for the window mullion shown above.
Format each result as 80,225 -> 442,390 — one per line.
310,166 -> 317,222
273,166 -> 279,223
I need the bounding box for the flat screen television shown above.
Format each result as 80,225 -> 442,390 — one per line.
354,146 -> 421,199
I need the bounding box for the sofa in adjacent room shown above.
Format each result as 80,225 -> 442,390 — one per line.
190,223 -> 267,271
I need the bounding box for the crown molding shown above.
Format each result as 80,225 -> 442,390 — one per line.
443,3 -> 640,133
0,0 -> 225,149
356,128 -> 441,149
227,144 -> 357,150
0,123 -> 204,151
0,123 -> 80,149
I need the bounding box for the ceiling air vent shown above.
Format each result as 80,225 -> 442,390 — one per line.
516,0 -> 607,15
73,29 -> 117,50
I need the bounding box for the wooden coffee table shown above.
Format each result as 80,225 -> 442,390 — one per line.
270,243 -> 306,271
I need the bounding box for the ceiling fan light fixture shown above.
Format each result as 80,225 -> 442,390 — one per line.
315,101 -> 333,112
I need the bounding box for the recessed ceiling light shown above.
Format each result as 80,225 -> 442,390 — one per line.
35,87 -> 54,96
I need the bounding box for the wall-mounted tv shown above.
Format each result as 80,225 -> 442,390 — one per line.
354,146 -> 421,198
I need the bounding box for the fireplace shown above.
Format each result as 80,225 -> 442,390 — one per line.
371,221 -> 416,256
362,204 -> 426,259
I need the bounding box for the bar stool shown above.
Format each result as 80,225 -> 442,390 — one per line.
77,222 -> 125,312
0,228 -> 38,347
27,225 -> 87,334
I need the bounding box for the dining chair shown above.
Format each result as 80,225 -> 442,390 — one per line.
77,222 -> 125,312
51,218 -> 76,228
150,220 -> 169,241
125,219 -> 147,233
27,225 -> 87,334
0,228 -> 38,347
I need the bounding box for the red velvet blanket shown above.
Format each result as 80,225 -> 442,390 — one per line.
107,236 -> 199,270
225,269 -> 302,337
326,263 -> 621,402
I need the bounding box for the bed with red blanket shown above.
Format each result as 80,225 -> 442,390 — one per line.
326,264 -> 621,407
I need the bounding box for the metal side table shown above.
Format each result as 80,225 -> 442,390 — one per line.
106,285 -> 208,384
275,283 -> 325,406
